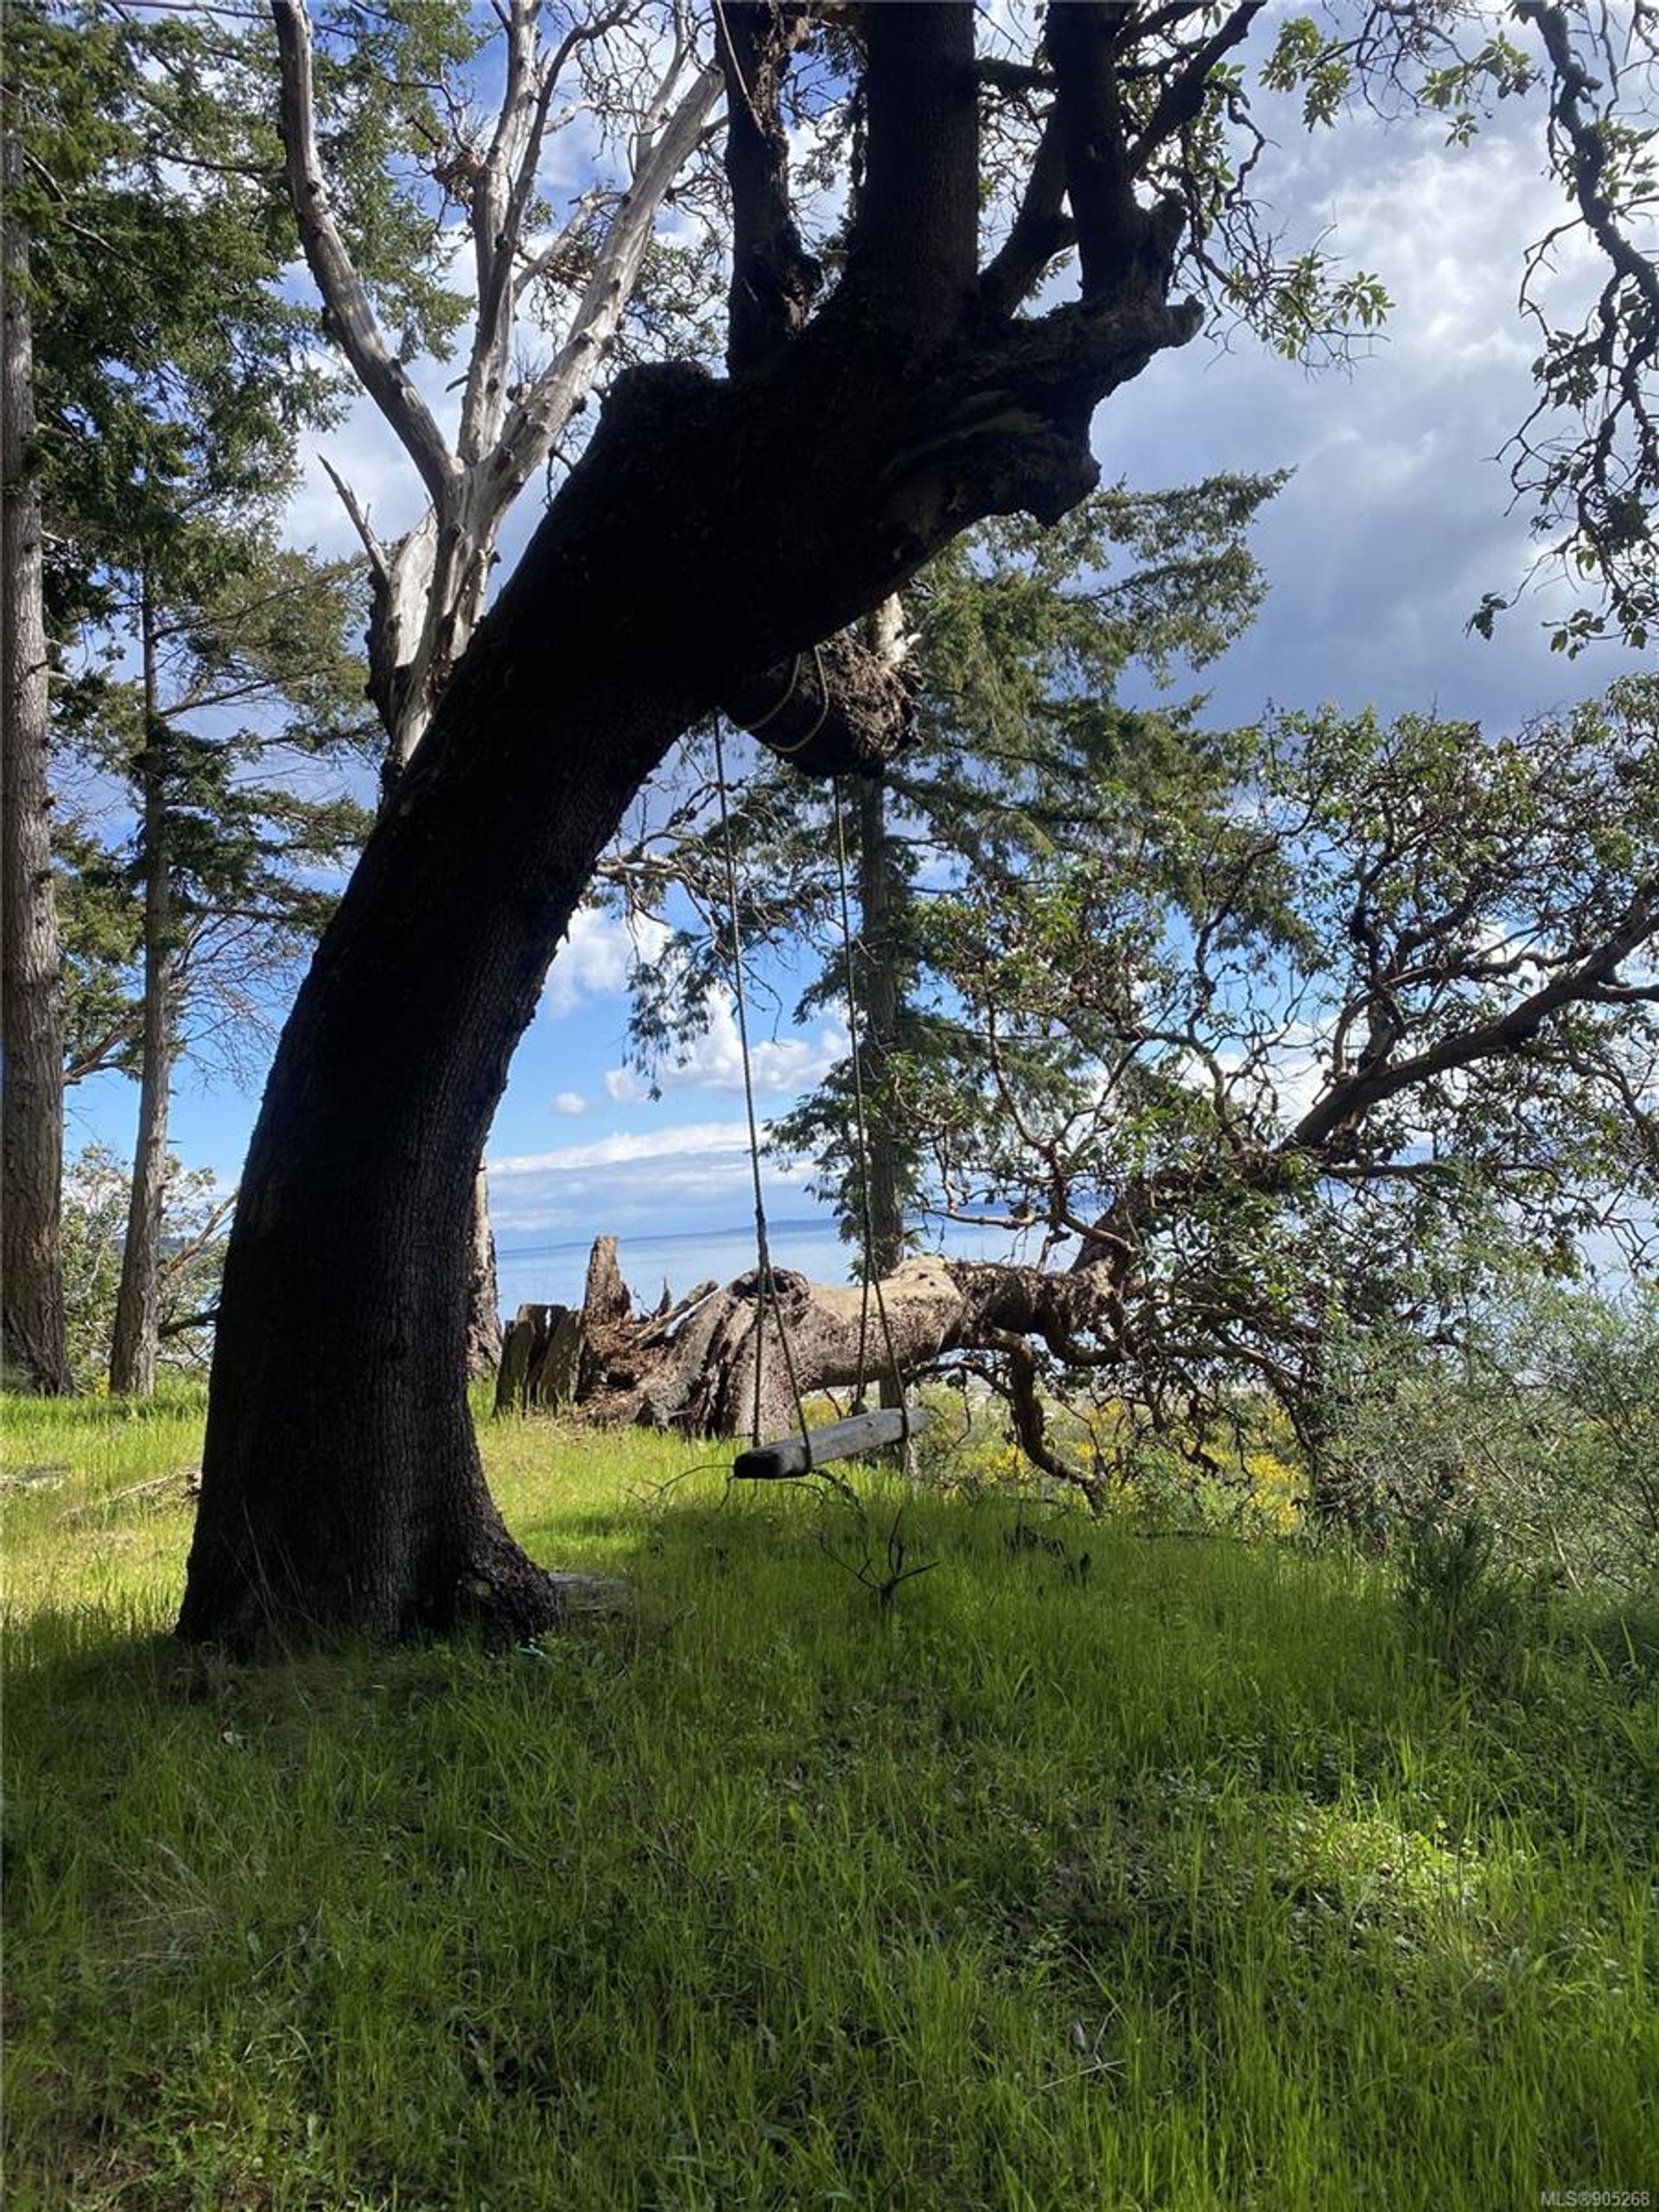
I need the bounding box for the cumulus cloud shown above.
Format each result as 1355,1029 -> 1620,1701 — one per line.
543,906 -> 673,1018
1099,98 -> 1649,734
603,994 -> 847,1102
551,1091 -> 588,1116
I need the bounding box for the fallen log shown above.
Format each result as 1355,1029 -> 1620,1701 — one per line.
499,1236 -> 1128,1504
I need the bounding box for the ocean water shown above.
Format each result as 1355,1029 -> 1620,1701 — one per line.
494,1217 -> 1021,1319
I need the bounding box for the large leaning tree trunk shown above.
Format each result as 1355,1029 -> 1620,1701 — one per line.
272,0 -> 723,1379
1,126 -> 70,1395
180,2 -> 1202,1649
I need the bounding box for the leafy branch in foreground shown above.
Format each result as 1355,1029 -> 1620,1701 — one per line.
906,676 -> 1659,1497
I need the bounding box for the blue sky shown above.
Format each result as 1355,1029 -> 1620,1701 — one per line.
63,41 -> 1650,1306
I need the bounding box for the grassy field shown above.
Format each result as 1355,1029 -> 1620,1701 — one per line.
4,1386 -> 1656,2211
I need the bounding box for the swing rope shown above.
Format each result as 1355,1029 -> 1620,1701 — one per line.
712,719 -> 816,1462
714,703 -> 922,1481
744,642 -> 834,759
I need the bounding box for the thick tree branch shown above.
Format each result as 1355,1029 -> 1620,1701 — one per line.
458,0 -> 547,466
717,0 -> 821,371
1132,1 -> 1274,173
1516,1 -> 1659,328
490,55 -> 721,512
1290,889 -> 1658,1152
1045,1 -> 1141,302
846,1 -> 979,349
721,627 -> 913,780
1126,3 -> 1264,175
979,106 -> 1074,321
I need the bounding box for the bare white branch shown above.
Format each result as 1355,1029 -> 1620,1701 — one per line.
271,0 -> 458,512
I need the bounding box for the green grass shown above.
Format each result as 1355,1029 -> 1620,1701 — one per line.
4,1389 -> 1656,2211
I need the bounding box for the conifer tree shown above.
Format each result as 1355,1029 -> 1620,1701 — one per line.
8,2 -> 371,1395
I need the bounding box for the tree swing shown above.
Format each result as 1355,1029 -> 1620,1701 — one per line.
713,706 -> 928,1482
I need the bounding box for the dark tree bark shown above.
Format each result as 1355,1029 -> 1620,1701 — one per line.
271,0 -> 719,1388
717,2 -> 822,373
1,129 -> 70,1396
181,1 -> 1200,1649
854,775 -> 910,1288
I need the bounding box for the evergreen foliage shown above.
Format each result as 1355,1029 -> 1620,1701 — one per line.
10,0 -> 377,1392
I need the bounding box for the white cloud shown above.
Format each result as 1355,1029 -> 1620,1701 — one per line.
551,1090 -> 588,1116
543,906 -> 673,1017
606,993 -> 846,1101
486,1117 -> 814,1238
493,1121 -> 754,1177
285,404 -> 428,560
1096,89 -> 1649,737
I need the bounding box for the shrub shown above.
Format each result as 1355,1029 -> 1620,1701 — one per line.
1312,1289 -> 1659,1597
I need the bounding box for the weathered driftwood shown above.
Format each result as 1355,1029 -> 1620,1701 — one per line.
493,1300 -> 579,1414
494,1238 -> 645,1414
499,1237 -> 1126,1497
732,1404 -> 931,1480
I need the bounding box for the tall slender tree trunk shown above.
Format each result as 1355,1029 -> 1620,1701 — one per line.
854,776 -> 910,1284
1,134 -> 70,1395
849,591 -> 916,1419
110,585 -> 174,1396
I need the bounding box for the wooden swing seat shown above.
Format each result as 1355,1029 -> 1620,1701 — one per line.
732,1403 -> 931,1481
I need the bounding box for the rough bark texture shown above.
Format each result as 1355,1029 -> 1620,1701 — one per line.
721,626 -> 915,779
718,1 -> 821,374
851,3 -> 980,347
184,0 -> 1200,1648
1,135 -> 70,1395
276,0 -> 720,1381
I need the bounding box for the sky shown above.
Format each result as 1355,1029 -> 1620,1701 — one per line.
63,22 -> 1651,1312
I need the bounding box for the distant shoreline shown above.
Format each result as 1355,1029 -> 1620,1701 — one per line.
494,1218 -> 832,1262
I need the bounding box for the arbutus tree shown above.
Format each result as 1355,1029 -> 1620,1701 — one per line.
874,678 -> 1659,1509
181,1 -> 1659,1650
526,679 -> 1659,1514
